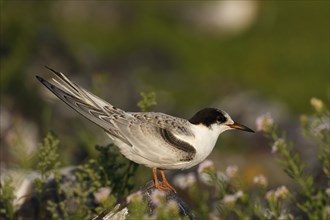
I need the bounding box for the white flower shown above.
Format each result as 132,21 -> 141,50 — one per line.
315,120 -> 330,133
173,172 -> 196,189
94,187 -> 111,203
225,165 -> 238,179
256,113 -> 274,132
208,211 -> 220,220
271,138 -> 286,153
279,213 -> 294,220
265,189 -> 275,201
186,172 -> 197,185
326,206 -> 330,217
274,186 -> 289,200
223,190 -> 244,205
199,172 -> 213,185
217,171 -> 229,182
173,174 -> 186,189
253,174 -> 268,188
198,160 -> 215,185
223,194 -> 237,205
264,209 -> 275,219
310,97 -> 324,113
309,116 -> 330,138
126,191 -> 143,203
266,186 -> 289,202
198,160 -> 215,174
150,189 -> 166,206
235,190 -> 244,198
166,199 -> 179,212
326,188 -> 330,197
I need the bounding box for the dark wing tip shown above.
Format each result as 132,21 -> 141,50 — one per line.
36,75 -> 44,82
44,66 -> 65,79
44,65 -> 54,72
44,65 -> 61,76
36,75 -> 55,90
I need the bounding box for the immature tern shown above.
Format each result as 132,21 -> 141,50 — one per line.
36,67 -> 254,193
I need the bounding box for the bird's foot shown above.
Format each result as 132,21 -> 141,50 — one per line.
152,167 -> 177,193
154,181 -> 177,193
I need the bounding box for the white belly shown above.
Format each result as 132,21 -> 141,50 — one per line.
106,123 -> 222,170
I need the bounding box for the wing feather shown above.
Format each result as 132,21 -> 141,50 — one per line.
37,67 -> 197,164
109,114 -> 196,163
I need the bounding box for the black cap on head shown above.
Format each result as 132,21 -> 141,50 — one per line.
189,108 -> 227,127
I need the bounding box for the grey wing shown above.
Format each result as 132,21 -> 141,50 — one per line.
110,113 -> 197,164
36,67 -> 131,146
129,112 -> 195,136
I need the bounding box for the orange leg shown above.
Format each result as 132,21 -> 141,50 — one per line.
152,167 -> 177,193
159,169 -> 177,193
152,167 -> 161,188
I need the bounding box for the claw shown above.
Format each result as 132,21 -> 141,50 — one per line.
152,167 -> 177,193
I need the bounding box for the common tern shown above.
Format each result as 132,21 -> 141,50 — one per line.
36,67 -> 254,193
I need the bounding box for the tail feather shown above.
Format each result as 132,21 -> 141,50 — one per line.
44,66 -> 121,114
44,66 -> 80,96
36,67 -> 132,146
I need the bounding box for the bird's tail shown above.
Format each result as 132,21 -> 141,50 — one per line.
36,67 -> 128,143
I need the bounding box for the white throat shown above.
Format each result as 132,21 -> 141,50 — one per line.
188,123 -> 231,167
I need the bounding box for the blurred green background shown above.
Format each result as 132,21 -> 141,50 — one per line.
1,1 -> 329,187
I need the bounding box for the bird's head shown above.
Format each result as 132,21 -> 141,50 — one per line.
189,108 -> 254,134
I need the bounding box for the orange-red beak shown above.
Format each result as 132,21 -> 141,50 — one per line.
228,122 -> 254,133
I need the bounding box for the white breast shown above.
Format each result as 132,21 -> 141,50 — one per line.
106,122 -> 231,170
185,123 -> 232,168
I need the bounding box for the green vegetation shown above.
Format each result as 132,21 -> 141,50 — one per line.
1,98 -> 328,219
137,91 -> 157,112
1,2 -> 329,219
0,177 -> 15,220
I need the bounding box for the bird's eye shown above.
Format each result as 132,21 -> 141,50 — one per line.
217,115 -> 226,123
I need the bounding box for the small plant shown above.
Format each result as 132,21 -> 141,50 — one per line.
169,97 -> 329,219
33,132 -> 67,219
34,132 -> 61,186
89,144 -> 138,199
0,177 -> 16,220
257,98 -> 329,219
6,93 -> 329,219
126,190 -> 181,219
32,137 -> 134,219
137,91 -> 157,112
27,90 -> 158,219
